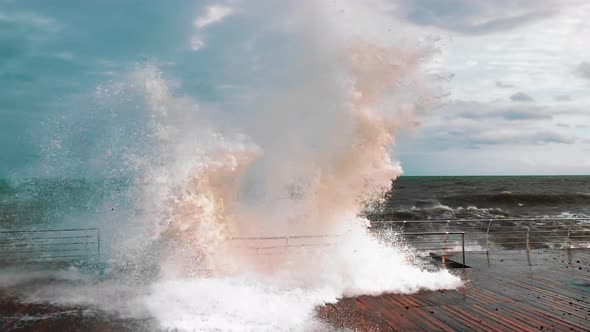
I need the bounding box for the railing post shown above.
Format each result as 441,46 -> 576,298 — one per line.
85,234 -> 90,261
525,224 -> 531,266
525,226 -> 530,254
486,220 -> 492,253
566,225 -> 572,250
442,232 -> 449,265
96,228 -> 101,262
285,236 -> 289,253
461,232 -> 466,268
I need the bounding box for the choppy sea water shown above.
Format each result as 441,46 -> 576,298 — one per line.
0,178 -> 129,230
2,176 -> 589,231
368,176 -> 590,222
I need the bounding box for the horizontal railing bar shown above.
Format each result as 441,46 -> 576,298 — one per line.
0,254 -> 96,263
485,242 -> 578,246
487,241 -> 527,243
0,248 -> 90,255
0,254 -> 95,260
0,226 -> 100,265
388,217 -> 590,222
402,239 -> 464,243
0,235 -> 94,242
490,236 -> 526,241
402,232 -> 464,236
287,235 -> 334,239
529,226 -> 587,228
411,240 -> 464,243
0,241 -> 96,248
402,228 -> 589,232
526,241 -> 570,244
403,240 -> 463,244
241,243 -> 334,250
404,240 -> 464,244
230,234 -> 334,241
0,228 -> 98,234
381,218 -> 590,222
526,235 -> 580,238
490,229 -> 526,235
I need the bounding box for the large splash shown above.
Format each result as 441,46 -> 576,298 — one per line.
25,1 -> 462,330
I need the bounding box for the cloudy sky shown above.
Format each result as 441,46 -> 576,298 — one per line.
1,0 -> 589,177
396,0 -> 590,175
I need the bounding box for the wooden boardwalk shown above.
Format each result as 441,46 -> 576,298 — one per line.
318,249 -> 590,331
1,249 -> 589,331
0,290 -> 148,332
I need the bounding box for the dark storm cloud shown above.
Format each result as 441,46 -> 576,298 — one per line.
481,130 -> 575,145
446,101 -> 550,121
445,100 -> 590,125
397,0 -> 556,35
496,81 -> 515,88
510,92 -> 535,102
457,108 -> 551,121
413,100 -> 588,151
432,127 -> 576,148
557,123 -> 589,130
500,109 -> 550,120
421,130 -> 577,153
554,95 -> 572,101
575,62 -> 590,80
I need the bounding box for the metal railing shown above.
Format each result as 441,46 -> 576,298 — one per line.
230,231 -> 467,267
229,234 -> 335,254
378,217 -> 590,251
0,228 -> 101,265
401,231 -> 466,267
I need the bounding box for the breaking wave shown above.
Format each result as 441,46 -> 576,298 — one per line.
368,202 -> 512,221
441,192 -> 590,207
6,1 -> 462,331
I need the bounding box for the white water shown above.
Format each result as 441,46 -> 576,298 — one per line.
142,223 -> 460,331
18,1 -> 462,331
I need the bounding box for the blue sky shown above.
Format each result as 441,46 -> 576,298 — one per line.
1,0 -> 589,177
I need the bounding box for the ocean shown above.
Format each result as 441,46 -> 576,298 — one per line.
0,178 -> 129,230
2,1 -> 589,331
2,176 -> 589,232
369,175 -> 590,221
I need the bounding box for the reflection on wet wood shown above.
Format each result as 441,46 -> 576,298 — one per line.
318,249 -> 590,331
1,249 -> 589,331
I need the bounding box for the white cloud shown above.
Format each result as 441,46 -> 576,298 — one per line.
554,95 -> 572,101
194,5 -> 233,30
510,92 -> 535,102
190,36 -> 205,51
402,99 -> 590,154
396,0 -> 551,35
576,62 -> 590,80
0,11 -> 61,32
496,81 -> 515,88
54,52 -> 74,61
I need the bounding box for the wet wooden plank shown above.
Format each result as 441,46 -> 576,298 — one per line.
320,249 -> 590,331
2,249 -> 590,331
0,292 -> 148,332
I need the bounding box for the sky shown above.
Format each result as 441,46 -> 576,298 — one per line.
1,0 -> 589,177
